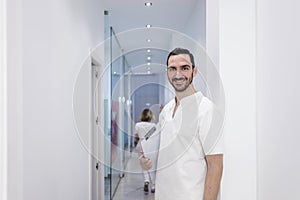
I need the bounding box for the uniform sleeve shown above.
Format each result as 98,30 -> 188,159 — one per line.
198,99 -> 224,155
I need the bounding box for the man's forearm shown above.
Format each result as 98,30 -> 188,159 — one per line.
203,154 -> 223,200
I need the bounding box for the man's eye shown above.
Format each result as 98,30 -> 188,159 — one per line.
168,68 -> 176,71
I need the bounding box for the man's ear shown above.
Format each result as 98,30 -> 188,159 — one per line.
193,66 -> 198,77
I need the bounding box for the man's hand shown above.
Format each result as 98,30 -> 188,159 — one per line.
139,151 -> 152,170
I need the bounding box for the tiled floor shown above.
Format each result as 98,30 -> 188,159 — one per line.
112,153 -> 155,200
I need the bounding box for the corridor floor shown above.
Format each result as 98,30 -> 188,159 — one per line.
113,153 -> 155,200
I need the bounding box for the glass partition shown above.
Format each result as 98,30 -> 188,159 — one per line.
109,27 -> 132,199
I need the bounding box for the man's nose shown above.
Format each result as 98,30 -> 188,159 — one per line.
174,70 -> 184,77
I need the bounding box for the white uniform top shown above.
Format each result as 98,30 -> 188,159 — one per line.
135,122 -> 155,140
155,91 -> 223,200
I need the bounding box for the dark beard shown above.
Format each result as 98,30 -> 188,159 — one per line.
171,77 -> 191,92
170,71 -> 194,92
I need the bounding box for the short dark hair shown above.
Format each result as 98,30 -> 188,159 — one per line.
166,48 -> 195,68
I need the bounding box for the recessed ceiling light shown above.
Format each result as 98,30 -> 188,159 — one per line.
147,49 -> 151,53
147,62 -> 151,65
146,39 -> 151,42
145,2 -> 152,7
113,71 -> 117,74
147,56 -> 151,60
147,71 -> 151,74
146,24 -> 152,28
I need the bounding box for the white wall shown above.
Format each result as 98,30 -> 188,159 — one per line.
6,0 -> 105,199
184,0 -> 206,48
0,0 -> 8,199
6,0 -> 23,199
206,0 -> 219,68
219,0 -> 257,199
256,0 -> 300,199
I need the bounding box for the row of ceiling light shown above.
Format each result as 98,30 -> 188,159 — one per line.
145,2 -> 153,73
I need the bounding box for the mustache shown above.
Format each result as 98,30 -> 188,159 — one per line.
172,77 -> 187,81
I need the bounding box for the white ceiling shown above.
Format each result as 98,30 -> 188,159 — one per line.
105,0 -> 200,74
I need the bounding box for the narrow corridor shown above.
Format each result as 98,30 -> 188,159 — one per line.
113,153 -> 155,200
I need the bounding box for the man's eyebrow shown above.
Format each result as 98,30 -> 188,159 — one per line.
167,65 -> 190,68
